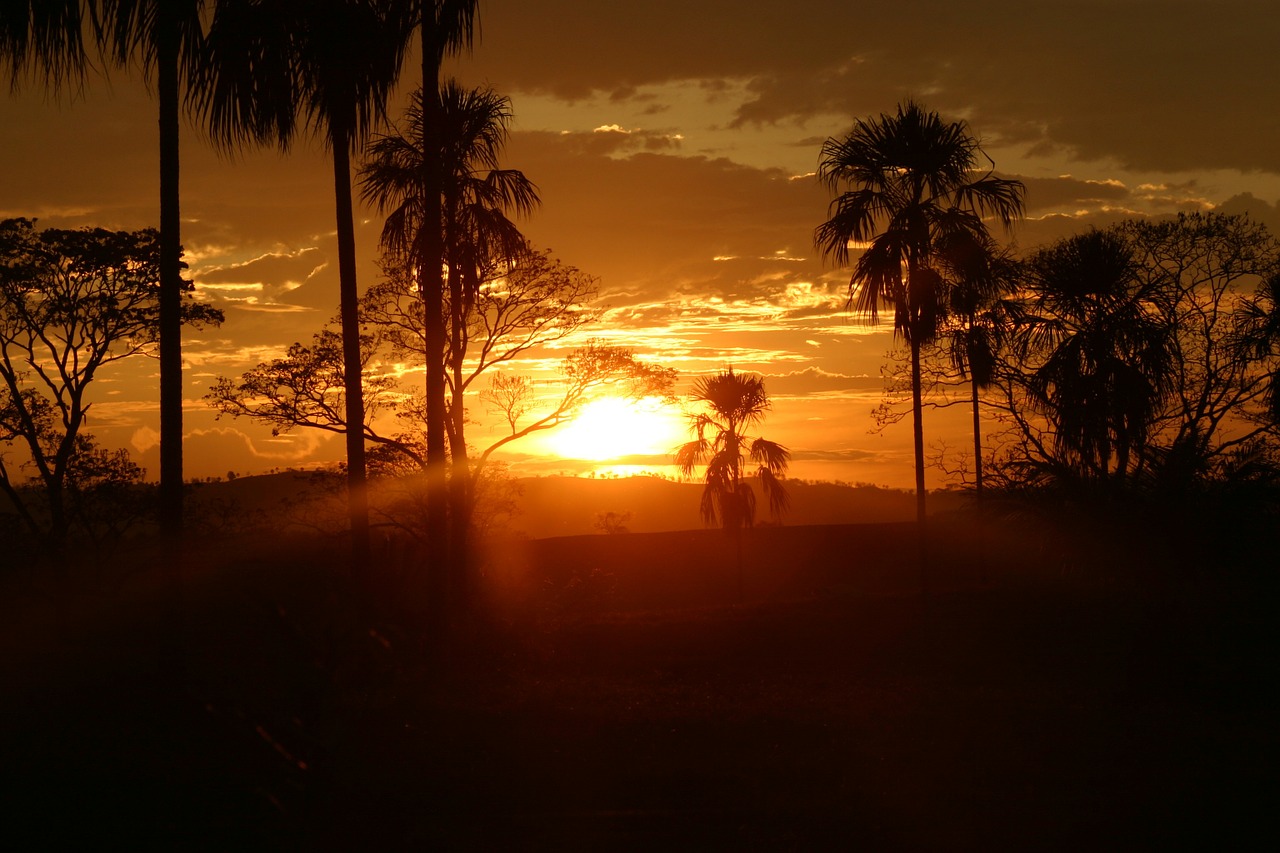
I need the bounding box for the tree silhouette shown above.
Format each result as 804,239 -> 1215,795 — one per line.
199,0 -> 410,567
940,237 -> 1021,496
990,215 -> 1280,493
1123,213 -> 1280,487
1019,229 -> 1176,486
91,0 -> 221,541
815,101 -> 1024,525
675,368 -> 790,531
360,80 -> 538,587
397,0 -> 480,602
0,218 -> 221,546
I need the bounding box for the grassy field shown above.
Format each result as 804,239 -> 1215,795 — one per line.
2,513 -> 1275,849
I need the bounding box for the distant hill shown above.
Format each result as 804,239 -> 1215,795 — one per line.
2,470 -> 967,541
502,476 -> 966,538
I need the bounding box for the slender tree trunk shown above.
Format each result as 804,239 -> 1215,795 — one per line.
448,263 -> 472,607
157,15 -> 183,541
156,12 -> 187,687
47,476 -> 68,552
971,373 -> 984,498
332,133 -> 371,570
735,525 -> 744,602
421,45 -> 450,623
910,336 -> 928,595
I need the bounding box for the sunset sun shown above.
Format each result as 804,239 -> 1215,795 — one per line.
547,396 -> 684,461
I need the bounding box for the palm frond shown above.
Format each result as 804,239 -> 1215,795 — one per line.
749,437 -> 790,475
2,0 -> 89,91
757,467 -> 790,519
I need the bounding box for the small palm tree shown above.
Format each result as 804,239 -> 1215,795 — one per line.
675,368 -> 790,530
939,236 -> 1022,496
815,101 -> 1024,524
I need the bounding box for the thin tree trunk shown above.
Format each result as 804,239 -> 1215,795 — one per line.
422,43 -> 450,625
156,10 -> 187,686
157,15 -> 183,541
333,134 -> 371,570
448,265 -> 471,608
47,476 -> 68,551
735,525 -> 744,602
910,336 -> 928,596
971,373 -> 984,498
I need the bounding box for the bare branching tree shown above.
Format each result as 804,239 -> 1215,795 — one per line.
0,218 -> 221,546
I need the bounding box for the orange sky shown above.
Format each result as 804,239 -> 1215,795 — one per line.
4,0 -> 1280,489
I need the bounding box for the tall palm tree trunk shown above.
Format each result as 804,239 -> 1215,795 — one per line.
148,5 -> 192,689
910,336 -> 929,595
420,55 -> 450,621
970,372 -> 984,498
155,9 -> 189,684
447,263 -> 472,605
332,133 -> 371,569
157,10 -> 183,541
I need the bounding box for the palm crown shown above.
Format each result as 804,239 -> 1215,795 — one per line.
675,368 -> 790,530
360,81 -> 539,279
815,100 -> 1025,528
815,100 -> 1024,343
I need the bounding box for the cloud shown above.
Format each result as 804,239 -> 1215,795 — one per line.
505,129 -> 830,302
1216,193 -> 1280,236
1019,175 -> 1133,215
459,0 -> 1280,176
761,366 -> 881,395
790,448 -> 883,463
131,426 -> 160,454
132,427 -> 341,482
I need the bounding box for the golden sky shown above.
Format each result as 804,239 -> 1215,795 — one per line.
3,0 -> 1280,488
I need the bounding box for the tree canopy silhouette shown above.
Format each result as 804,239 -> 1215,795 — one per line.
815,100 -> 1024,523
0,218 -> 221,546
360,81 -> 538,568
985,214 -> 1280,494
675,368 -> 790,531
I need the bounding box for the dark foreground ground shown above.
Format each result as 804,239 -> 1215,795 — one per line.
2,522 -> 1276,850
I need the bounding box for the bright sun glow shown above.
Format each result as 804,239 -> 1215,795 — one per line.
547,396 -> 685,461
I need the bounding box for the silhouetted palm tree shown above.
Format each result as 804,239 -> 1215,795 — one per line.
199,0 -> 409,566
676,368 -> 789,599
92,0 -> 220,539
1021,229 -> 1176,486
361,80 -> 537,599
6,1 -> 203,537
940,236 -> 1021,496
396,0 -> 479,594
8,2 -> 294,540
675,368 -> 790,530
361,82 -> 537,483
815,101 -> 1024,525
